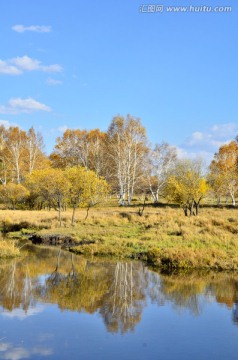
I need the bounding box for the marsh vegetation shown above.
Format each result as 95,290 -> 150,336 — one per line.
1,204 -> 238,269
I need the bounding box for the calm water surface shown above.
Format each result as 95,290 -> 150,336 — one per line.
0,245 -> 238,360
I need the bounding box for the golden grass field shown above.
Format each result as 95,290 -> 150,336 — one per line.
0,204 -> 238,269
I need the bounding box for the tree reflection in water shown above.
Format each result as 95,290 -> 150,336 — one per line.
150,270 -> 238,323
1,246 -> 238,331
100,262 -> 147,333
0,260 -> 35,312
42,252 -> 147,333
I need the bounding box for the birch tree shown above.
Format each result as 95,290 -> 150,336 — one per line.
50,129 -> 107,175
0,126 -> 46,184
2,127 -> 27,184
0,126 -> 8,185
25,127 -> 45,174
147,142 -> 177,203
107,115 -> 148,205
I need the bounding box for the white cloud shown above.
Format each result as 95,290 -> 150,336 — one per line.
177,122 -> 238,165
57,125 -> 68,133
2,346 -> 30,360
0,98 -> 51,115
12,25 -> 52,33
0,343 -> 10,351
32,347 -> 53,356
0,56 -> 62,75
10,56 -> 62,73
1,305 -> 44,320
211,123 -> 238,139
175,146 -> 190,159
0,60 -> 21,75
46,77 -> 62,86
41,64 -> 62,72
0,120 -> 19,128
11,56 -> 41,71
183,123 -> 238,151
186,131 -> 205,145
176,146 -> 214,161
186,131 -> 226,150
0,342 -> 52,360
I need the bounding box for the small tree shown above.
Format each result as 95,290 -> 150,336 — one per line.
165,159 -> 209,216
27,169 -> 70,226
83,172 -> 109,221
65,166 -> 109,225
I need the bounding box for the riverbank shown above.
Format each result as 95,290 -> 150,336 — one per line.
0,206 -> 238,269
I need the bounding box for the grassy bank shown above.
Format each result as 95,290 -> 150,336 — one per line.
0,238 -> 20,258
0,205 -> 238,269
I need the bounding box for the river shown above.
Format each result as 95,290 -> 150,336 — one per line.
0,245 -> 238,360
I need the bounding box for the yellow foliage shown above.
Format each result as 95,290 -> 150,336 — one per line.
165,160 -> 209,215
0,183 -> 29,209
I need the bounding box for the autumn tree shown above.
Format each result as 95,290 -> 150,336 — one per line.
25,127 -> 47,174
27,167 -> 109,225
207,163 -> 225,205
147,142 -> 177,203
85,129 -> 108,176
0,183 -> 29,209
50,129 -> 88,168
27,169 -> 70,226
50,129 -> 107,176
208,141 -> 238,206
0,127 -> 28,184
0,125 -> 47,185
0,126 -> 8,185
65,166 -> 109,225
165,159 -> 209,216
106,115 -> 148,205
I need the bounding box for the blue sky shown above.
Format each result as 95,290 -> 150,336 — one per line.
0,0 -> 237,160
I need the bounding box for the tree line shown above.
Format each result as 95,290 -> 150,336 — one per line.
0,115 -> 238,217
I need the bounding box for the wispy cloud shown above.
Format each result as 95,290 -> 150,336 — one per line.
184,123 -> 238,151
12,24 -> 52,33
210,123 -> 238,139
176,146 -> 214,161
46,78 -> 62,86
0,98 -> 51,114
1,305 -> 44,320
57,125 -> 68,133
177,122 -> 238,163
0,55 -> 62,75
0,60 -> 21,75
0,342 -> 53,360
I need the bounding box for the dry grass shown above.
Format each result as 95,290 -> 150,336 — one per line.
0,238 -> 20,258
0,205 -> 238,268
